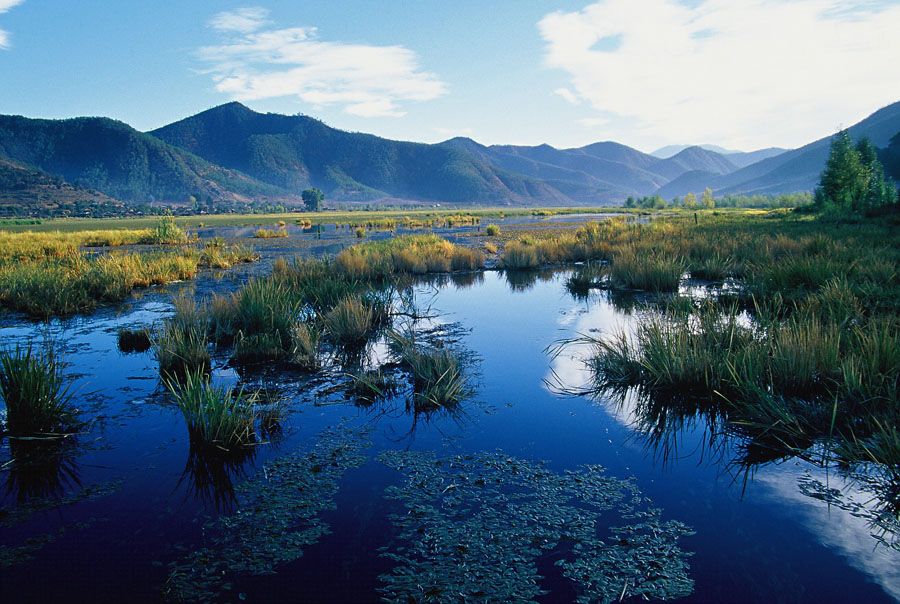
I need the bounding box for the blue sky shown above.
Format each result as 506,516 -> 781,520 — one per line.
0,1 -> 898,152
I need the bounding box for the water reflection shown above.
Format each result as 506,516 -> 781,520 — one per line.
4,436 -> 81,503
178,443 -> 255,511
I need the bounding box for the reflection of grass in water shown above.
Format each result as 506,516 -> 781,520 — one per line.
378,450 -> 694,603
164,424 -> 371,602
178,443 -> 256,512
4,437 -> 81,503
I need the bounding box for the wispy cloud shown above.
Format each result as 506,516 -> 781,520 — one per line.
209,7 -> 270,34
0,0 -> 24,50
539,0 -> 900,149
198,6 -> 446,118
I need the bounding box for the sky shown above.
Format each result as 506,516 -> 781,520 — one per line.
0,0 -> 898,152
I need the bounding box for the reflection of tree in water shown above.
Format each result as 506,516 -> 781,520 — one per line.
4,436 -> 81,504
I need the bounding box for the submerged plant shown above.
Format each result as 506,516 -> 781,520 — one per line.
0,345 -> 78,436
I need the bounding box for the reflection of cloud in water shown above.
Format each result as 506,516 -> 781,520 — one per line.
756,465 -> 900,600
545,299 -> 640,426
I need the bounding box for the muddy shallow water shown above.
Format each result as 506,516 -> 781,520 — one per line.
1,228 -> 898,602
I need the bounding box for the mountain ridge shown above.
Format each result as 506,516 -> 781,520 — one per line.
0,100 -> 897,212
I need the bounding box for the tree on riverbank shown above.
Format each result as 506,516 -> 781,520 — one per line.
814,131 -> 897,213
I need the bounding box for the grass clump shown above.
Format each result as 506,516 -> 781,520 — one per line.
334,234 -> 483,279
290,322 -> 320,370
0,345 -> 78,435
485,224 -> 501,236
154,298 -> 211,380
390,332 -> 468,410
117,327 -> 152,353
253,228 -> 288,239
608,249 -> 685,292
323,296 -> 375,347
165,370 -> 256,453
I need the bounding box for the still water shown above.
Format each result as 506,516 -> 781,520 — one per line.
0,264 -> 897,602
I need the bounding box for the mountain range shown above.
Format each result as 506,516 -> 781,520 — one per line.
0,100 -> 899,212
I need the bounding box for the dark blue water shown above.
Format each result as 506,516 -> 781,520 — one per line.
1,268 -> 897,603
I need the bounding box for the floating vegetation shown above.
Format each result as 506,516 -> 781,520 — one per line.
164,424 -> 371,602
378,450 -> 695,603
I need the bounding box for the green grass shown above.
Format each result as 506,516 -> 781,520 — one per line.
165,370 -> 256,453
323,296 -> 376,347
608,249 -> 685,292
0,345 -> 78,435
154,298 -> 211,380
390,331 -> 468,410
485,224 -> 500,236
253,227 -> 288,239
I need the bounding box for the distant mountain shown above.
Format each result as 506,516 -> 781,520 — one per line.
150,102 -> 566,204
0,114 -> 281,203
0,100 -> 897,212
660,101 -> 900,198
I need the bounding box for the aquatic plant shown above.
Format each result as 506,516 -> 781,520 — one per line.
500,241 -> 540,270
154,298 -> 211,379
253,227 -> 288,239
608,249 -> 685,292
290,321 -> 320,370
379,450 -> 695,603
390,332 -> 468,410
165,425 -> 371,602
323,296 -> 376,347
0,345 -> 77,436
165,370 -> 256,453
485,223 -> 500,236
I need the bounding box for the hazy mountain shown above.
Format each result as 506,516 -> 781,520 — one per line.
0,100 -> 897,211
151,103 -> 567,204
0,114 -> 281,203
703,101 -> 900,197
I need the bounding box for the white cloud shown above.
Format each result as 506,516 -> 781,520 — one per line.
0,0 -> 23,50
198,8 -> 446,118
554,87 -> 581,105
209,7 -> 270,34
539,0 -> 900,149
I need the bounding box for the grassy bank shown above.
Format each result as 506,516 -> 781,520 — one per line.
554,209 -> 899,482
0,221 -> 257,317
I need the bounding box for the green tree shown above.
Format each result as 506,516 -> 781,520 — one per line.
816,131 -> 865,210
301,188 -> 324,212
684,192 -> 698,209
701,187 -> 715,209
